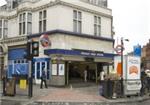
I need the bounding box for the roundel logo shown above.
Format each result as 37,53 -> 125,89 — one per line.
40,34 -> 51,47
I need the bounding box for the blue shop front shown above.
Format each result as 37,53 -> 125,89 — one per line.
7,47 -> 114,86
8,47 -> 50,84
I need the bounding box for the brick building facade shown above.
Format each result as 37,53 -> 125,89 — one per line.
142,39 -> 150,69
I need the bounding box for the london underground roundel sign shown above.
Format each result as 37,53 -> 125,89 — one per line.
115,45 -> 124,55
40,34 -> 51,47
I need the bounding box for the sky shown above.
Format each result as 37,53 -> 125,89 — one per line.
0,0 -> 149,53
108,0 -> 150,53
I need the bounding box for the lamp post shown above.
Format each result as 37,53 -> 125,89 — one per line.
120,37 -> 129,96
121,38 -> 124,76
120,37 -> 129,76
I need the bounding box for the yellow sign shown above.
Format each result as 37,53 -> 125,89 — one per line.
20,79 -> 27,89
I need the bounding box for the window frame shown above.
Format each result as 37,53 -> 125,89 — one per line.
0,19 -> 8,38
94,15 -> 101,36
39,10 -> 47,33
19,12 -> 32,35
73,10 -> 82,33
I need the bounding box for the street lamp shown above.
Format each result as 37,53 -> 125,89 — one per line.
121,37 -> 129,77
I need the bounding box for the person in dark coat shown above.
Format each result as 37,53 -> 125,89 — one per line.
40,70 -> 47,89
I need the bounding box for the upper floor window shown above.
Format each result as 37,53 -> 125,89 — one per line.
94,16 -> 101,36
19,12 -> 32,35
82,0 -> 107,7
73,10 -> 82,33
0,19 -> 8,39
27,13 -> 32,34
0,20 -> 2,38
39,10 -> 47,33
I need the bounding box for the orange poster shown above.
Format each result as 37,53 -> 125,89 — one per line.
117,62 -> 122,77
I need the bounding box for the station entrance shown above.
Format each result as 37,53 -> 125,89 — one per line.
68,61 -> 108,85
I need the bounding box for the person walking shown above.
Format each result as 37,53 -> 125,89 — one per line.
84,69 -> 87,82
40,70 -> 47,89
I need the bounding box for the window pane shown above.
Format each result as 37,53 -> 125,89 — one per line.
43,20 -> 46,32
94,24 -> 97,36
19,14 -> 22,22
94,16 -> 97,24
0,28 -> 2,37
23,22 -> 25,34
4,20 -> 8,28
78,21 -> 82,33
98,25 -> 101,36
3,28 -> 8,36
43,10 -> 47,19
19,23 -> 22,35
73,20 -> 77,32
0,20 -> 2,27
39,21 -> 42,32
27,22 -> 32,34
39,11 -> 42,20
73,10 -> 77,19
98,17 -> 101,25
23,13 -> 26,22
78,12 -> 82,20
28,13 -> 32,22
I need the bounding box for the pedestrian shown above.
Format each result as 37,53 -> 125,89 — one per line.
84,68 -> 87,82
145,68 -> 150,92
100,70 -> 105,83
140,69 -> 147,96
40,70 -> 47,89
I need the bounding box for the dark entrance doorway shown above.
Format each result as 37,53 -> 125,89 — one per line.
68,62 -> 97,85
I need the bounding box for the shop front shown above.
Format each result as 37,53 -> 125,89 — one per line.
33,57 -> 50,84
8,47 -> 28,78
45,49 -> 114,86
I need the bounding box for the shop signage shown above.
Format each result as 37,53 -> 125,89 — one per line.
44,49 -> 114,58
126,80 -> 141,91
127,56 -> 140,80
114,45 -> 124,55
133,44 -> 141,56
14,63 -> 28,75
80,51 -> 104,57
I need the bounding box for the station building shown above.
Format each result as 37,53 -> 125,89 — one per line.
0,0 -> 114,86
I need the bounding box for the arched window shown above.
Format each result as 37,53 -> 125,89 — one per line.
0,46 -> 3,54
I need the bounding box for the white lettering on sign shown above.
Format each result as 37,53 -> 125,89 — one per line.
126,81 -> 141,91
81,52 -> 90,55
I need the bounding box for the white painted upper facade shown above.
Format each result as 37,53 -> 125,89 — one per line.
0,0 -> 112,38
0,0 -> 114,54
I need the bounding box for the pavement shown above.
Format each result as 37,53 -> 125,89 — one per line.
0,81 -> 150,105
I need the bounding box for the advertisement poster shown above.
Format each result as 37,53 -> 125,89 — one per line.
127,56 -> 140,80
114,56 -> 122,76
52,64 -> 57,75
59,64 -> 65,75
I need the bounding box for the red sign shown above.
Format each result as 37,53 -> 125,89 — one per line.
40,34 -> 51,47
115,45 -> 124,55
